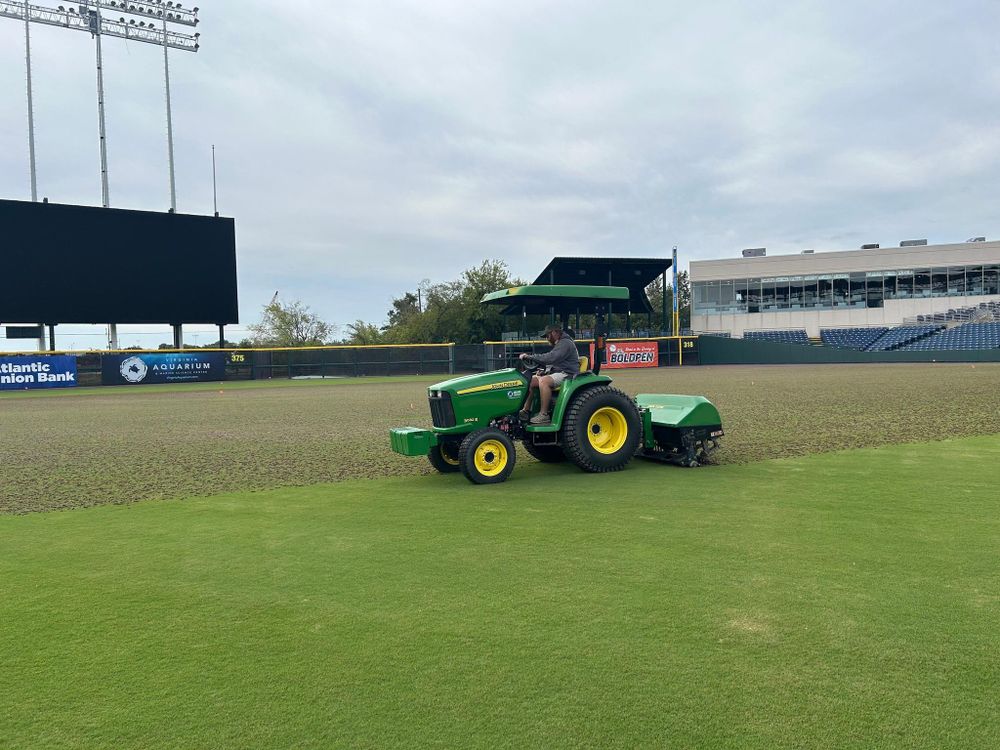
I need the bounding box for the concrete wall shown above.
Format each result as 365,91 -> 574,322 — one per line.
690,241 -> 1000,281
699,335 -> 1000,365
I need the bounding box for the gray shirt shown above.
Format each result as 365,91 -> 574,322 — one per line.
533,336 -> 580,375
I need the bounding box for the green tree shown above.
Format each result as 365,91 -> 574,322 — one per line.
460,259 -> 525,343
381,260 -> 524,344
249,298 -> 335,347
386,292 -> 420,327
345,320 -> 384,345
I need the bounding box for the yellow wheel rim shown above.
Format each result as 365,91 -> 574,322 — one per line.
439,444 -> 459,466
473,439 -> 509,476
587,407 -> 628,454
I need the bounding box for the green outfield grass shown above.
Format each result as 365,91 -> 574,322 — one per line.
2,435 -> 998,749
2,363 -> 999,513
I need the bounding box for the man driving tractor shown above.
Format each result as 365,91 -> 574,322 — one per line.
518,323 -> 579,424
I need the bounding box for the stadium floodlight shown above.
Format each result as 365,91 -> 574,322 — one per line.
0,0 -> 202,211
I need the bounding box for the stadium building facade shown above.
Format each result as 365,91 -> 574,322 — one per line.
690,240 -> 1000,337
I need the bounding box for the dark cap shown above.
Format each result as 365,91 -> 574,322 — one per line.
543,323 -> 563,336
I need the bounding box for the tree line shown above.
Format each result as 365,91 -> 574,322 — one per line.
192,259 -> 691,348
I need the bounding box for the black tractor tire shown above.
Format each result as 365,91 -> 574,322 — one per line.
561,386 -> 642,473
458,428 -> 517,484
427,439 -> 462,473
522,441 -> 566,463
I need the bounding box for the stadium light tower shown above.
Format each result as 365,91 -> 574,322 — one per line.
0,0 -> 201,211
23,1 -> 38,202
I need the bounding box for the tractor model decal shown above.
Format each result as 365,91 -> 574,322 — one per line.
456,379 -> 524,395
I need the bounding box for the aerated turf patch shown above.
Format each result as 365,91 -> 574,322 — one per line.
1,363 -> 998,513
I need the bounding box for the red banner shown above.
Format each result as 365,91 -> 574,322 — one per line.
589,340 -> 658,369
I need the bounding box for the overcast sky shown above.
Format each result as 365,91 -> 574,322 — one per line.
2,0 -> 998,348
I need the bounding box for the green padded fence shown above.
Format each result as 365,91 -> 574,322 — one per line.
698,336 -> 1000,365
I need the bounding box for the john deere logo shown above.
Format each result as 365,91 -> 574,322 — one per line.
120,356 -> 148,383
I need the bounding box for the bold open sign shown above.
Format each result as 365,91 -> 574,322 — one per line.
588,341 -> 658,369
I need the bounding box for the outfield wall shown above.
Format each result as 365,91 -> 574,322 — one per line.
699,335 -> 1000,364
0,338 -> 701,389
4,336 -> 1000,391
485,337 -> 699,370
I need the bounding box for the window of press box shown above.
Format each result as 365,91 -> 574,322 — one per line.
691,263 -> 1000,314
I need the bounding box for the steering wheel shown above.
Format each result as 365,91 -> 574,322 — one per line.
518,353 -> 542,372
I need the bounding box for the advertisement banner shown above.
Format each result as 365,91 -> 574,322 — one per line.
102,352 -> 227,385
589,341 -> 659,369
0,355 -> 78,390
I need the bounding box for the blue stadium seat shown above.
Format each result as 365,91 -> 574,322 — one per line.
821,327 -> 888,350
898,322 -> 1000,351
866,325 -> 944,351
743,329 -> 810,345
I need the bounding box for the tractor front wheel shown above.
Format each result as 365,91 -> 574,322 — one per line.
459,428 -> 516,484
562,386 -> 641,473
427,439 -> 461,473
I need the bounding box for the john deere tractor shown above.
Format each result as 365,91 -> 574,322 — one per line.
389,285 -> 724,484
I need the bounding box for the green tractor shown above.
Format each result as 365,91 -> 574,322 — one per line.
389,285 -> 724,484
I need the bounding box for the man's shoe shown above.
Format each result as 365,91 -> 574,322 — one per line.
529,413 -> 551,425
518,409 -> 531,420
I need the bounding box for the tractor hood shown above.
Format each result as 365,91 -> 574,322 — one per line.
427,368 -> 529,434
430,368 -> 527,397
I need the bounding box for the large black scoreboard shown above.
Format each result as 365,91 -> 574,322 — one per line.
0,199 -> 238,325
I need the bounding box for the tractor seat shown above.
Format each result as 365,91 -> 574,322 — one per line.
551,356 -> 589,392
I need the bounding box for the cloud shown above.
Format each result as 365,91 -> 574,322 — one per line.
1,0 -> 999,347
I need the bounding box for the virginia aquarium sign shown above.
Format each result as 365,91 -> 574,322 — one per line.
102,352 -> 227,385
0,355 -> 78,390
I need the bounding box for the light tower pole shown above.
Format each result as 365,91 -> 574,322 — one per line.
91,2 -> 110,208
164,17 -> 176,211
23,0 -> 37,202
23,0 -> 44,351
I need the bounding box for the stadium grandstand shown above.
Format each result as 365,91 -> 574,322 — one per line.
690,239 -> 1000,343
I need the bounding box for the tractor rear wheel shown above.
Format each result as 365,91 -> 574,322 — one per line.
459,428 -> 516,484
562,386 -> 641,473
522,441 -> 566,463
427,439 -> 461,473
